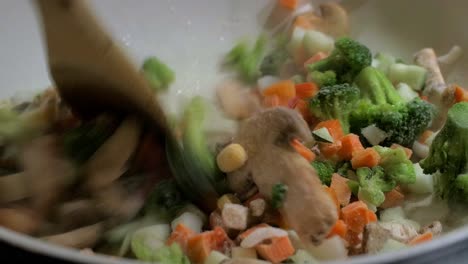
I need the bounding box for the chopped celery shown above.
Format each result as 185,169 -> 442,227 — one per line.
142,57 -> 175,92
374,52 -> 397,75
130,224 -> 171,262
388,63 -> 427,91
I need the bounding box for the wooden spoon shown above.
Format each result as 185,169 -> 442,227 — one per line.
34,0 -> 170,136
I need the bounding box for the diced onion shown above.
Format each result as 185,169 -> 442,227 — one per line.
240,227 -> 288,248
361,125 -> 388,146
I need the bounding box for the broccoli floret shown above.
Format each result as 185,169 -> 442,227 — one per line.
141,179 -> 187,221
311,160 -> 335,185
357,166 -> 392,206
350,98 -> 433,147
309,83 -> 361,133
307,37 -> 372,83
226,36 -> 266,83
271,183 -> 288,209
142,57 -> 175,92
309,70 -> 337,87
421,102 -> 468,202
260,51 -> 289,76
354,66 -> 402,105
356,146 -> 415,206
374,146 -> 416,185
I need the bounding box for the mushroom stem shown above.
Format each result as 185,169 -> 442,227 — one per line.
42,222 -> 103,249
414,48 -> 454,130
85,117 -> 141,191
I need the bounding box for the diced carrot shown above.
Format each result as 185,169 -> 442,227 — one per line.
390,144 -> 413,159
210,226 -> 230,251
279,0 -> 298,10
291,138 -> 316,162
256,236 -> 295,263
167,224 -> 197,253
351,148 -> 381,169
295,82 -> 319,99
303,52 -> 329,67
408,232 -> 433,245
366,210 -> 378,223
293,15 -> 314,30
187,232 -> 212,264
187,227 -> 231,263
327,219 -> 347,239
262,80 -> 296,100
418,130 -> 434,144
263,95 -> 281,108
295,99 -> 313,123
238,224 -> 271,241
288,97 -> 300,109
330,173 -> 351,207
324,186 -> 341,217
341,201 -> 369,233
314,120 -> 345,140
454,85 -> 468,103
380,187 -> 405,209
319,141 -> 343,160
338,134 -> 364,161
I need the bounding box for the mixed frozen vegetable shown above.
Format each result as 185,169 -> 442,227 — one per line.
1,1 -> 468,264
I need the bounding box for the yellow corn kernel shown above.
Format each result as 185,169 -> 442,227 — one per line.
216,143 -> 247,173
217,193 -> 240,210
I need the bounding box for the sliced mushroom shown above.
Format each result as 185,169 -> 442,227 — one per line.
216,80 -> 261,120
0,207 -> 40,235
318,2 -> 350,38
94,183 -> 144,221
42,222 -> 103,249
0,172 -> 29,203
414,48 -> 454,130
421,221 -> 442,236
228,107 -> 337,245
362,223 -> 392,254
22,135 -> 75,216
55,199 -> 103,231
85,117 -> 141,191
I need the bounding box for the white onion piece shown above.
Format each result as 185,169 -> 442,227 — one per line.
240,227 -> 288,248
362,125 -> 387,146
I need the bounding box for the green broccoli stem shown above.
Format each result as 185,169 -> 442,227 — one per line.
354,67 -> 402,105
421,102 -> 468,201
